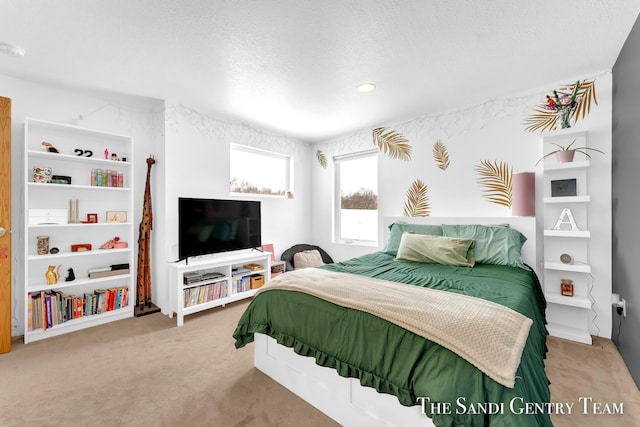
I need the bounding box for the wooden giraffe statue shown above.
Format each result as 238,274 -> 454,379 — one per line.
137,156 -> 155,310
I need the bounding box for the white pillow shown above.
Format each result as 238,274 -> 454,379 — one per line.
293,249 -> 325,269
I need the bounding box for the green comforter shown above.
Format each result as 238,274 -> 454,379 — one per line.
233,252 -> 551,426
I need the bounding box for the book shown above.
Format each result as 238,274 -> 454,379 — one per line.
89,269 -> 130,279
87,266 -> 112,274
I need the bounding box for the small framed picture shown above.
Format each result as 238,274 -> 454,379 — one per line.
551,179 -> 577,197
261,243 -> 275,262
87,213 -> 98,223
106,211 -> 127,223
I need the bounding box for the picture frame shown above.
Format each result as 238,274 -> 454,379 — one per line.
261,243 -> 275,262
106,211 -> 127,223
551,178 -> 577,197
87,213 -> 98,223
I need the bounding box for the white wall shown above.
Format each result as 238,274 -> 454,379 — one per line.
159,104 -> 312,313
311,71 -> 613,339
1,74 -> 163,337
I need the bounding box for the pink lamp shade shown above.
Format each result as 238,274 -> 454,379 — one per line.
512,172 -> 535,216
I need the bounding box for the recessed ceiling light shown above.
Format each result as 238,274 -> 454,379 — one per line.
0,42 -> 26,58
357,83 -> 376,93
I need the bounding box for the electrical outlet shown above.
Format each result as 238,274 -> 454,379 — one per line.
614,298 -> 627,317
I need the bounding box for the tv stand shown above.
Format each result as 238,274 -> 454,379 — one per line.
168,251 -> 271,326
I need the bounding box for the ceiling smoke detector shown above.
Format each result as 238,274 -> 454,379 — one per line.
0,42 -> 26,57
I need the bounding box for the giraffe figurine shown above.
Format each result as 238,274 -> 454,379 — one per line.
137,156 -> 155,310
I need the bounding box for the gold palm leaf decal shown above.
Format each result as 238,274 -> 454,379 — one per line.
372,127 -> 412,161
524,79 -> 598,133
402,179 -> 430,217
432,140 -> 450,170
476,160 -> 512,207
316,150 -> 327,168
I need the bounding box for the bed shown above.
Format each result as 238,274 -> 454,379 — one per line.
233,217 -> 550,426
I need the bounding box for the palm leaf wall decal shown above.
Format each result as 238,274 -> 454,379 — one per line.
524,79 -> 597,133
432,140 -> 450,170
372,127 -> 412,161
316,150 -> 327,168
475,160 -> 512,207
402,179 -> 430,217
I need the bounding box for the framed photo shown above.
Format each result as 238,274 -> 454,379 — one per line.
106,211 -> 127,223
551,179 -> 577,197
261,243 -> 275,262
87,213 -> 98,223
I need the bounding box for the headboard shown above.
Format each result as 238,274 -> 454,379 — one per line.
383,217 -> 539,273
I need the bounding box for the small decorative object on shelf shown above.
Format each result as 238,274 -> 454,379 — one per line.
68,199 -> 80,223
560,279 -> 574,297
536,139 -> 604,165
49,247 -> 59,254
71,243 -> 92,252
41,141 -> 59,153
33,167 -> 52,183
65,268 -> 76,282
560,253 -> 573,264
111,153 -> 118,161
551,179 -> 577,197
104,148 -> 109,159
74,148 -> 93,157
37,236 -> 49,255
553,208 -> 579,231
51,175 -> 71,185
87,213 -> 98,223
100,236 -> 121,249
45,265 -> 60,285
107,211 -> 127,222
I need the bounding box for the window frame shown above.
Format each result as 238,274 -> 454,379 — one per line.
230,144 -> 293,198
333,149 -> 379,246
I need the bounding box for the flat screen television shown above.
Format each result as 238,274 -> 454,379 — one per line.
178,198 -> 261,260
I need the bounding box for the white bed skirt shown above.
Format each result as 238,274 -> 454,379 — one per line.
254,333 -> 433,427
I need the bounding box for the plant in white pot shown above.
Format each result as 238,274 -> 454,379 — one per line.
536,139 -> 604,165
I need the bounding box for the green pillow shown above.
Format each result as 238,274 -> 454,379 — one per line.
395,233 -> 476,267
382,222 -> 443,256
441,224 -> 527,269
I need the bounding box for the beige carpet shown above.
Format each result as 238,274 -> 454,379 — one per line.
0,300 -> 638,427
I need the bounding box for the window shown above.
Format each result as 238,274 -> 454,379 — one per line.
230,144 -> 292,196
334,150 -> 378,244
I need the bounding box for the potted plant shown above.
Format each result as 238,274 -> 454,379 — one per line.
536,139 -> 604,165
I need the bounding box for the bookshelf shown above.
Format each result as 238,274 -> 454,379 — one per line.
541,130 -> 592,345
169,251 -> 271,326
23,118 -> 134,343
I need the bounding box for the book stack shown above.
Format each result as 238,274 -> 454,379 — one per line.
231,275 -> 250,294
27,286 -> 129,331
183,280 -> 228,307
88,263 -> 130,279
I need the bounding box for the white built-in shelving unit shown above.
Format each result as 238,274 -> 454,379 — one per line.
23,118 -> 134,343
541,130 -> 593,344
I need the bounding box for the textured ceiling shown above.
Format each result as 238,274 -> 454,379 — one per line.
1,0 -> 639,142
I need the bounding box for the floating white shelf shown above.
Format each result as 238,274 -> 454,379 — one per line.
545,292 -> 591,309
544,262 -> 591,273
543,230 -> 591,238
544,195 -> 590,204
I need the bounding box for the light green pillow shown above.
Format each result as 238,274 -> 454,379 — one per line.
383,222 -> 443,256
441,224 -> 527,269
395,232 -> 476,267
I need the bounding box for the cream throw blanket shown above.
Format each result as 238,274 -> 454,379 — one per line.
257,268 -> 532,388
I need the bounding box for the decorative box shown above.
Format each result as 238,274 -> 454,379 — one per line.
33,167 -> 52,183
250,274 -> 265,289
28,209 -> 67,225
